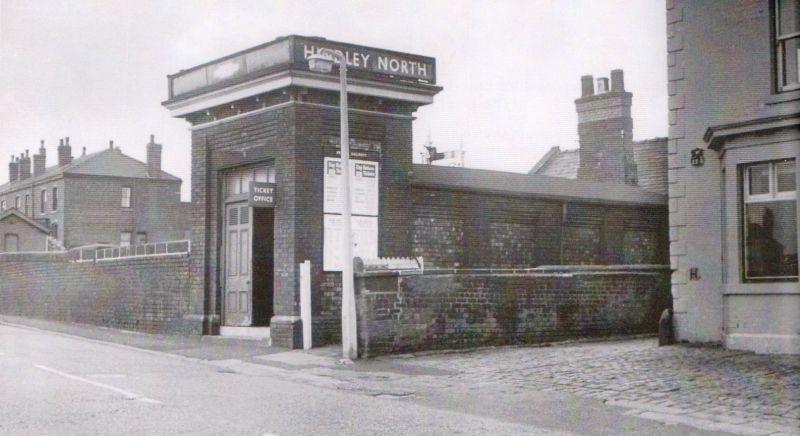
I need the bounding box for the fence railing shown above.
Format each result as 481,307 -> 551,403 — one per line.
75,240 -> 191,262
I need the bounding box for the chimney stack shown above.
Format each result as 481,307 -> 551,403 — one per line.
610,69 -> 625,92
580,75 -> 594,97
33,140 -> 46,177
8,155 -> 19,183
58,138 -> 73,166
575,69 -> 636,185
19,151 -> 32,180
146,134 -> 162,177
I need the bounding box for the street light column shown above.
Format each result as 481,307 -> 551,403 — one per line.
335,52 -> 358,361
309,49 -> 358,360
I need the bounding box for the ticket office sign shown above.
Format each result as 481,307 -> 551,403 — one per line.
248,182 -> 277,208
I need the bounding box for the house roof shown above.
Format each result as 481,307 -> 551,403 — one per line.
528,146 -> 579,179
528,139 -> 668,181
0,209 -> 51,234
412,164 -> 666,206
0,147 -> 180,195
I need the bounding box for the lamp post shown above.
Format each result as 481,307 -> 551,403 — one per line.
307,49 -> 358,361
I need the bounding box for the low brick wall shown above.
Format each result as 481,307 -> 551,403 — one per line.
0,252 -> 193,334
356,265 -> 671,357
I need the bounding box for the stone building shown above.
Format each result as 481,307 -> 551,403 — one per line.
0,209 -> 50,252
667,0 -> 799,354
529,70 -> 668,195
0,136 -> 187,249
164,35 -> 668,348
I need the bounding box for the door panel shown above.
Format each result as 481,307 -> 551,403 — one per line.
224,203 -> 252,326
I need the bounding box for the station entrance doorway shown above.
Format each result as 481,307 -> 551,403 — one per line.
222,165 -> 275,328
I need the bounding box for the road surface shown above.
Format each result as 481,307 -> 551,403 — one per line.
0,323 -> 725,435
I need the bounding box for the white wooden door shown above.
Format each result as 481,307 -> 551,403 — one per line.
224,202 -> 252,326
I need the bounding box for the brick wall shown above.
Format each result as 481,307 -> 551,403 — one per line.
356,266 -> 671,357
0,252 -> 193,334
411,186 -> 668,269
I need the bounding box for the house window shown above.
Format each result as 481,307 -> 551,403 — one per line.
135,232 -> 147,245
742,159 -> 797,281
121,187 -> 132,208
24,194 -> 29,215
51,222 -> 58,239
120,231 -> 132,247
1,200 -> 5,212
14,196 -> 20,210
52,187 -> 58,211
3,234 -> 19,252
40,189 -> 47,214
776,0 -> 800,91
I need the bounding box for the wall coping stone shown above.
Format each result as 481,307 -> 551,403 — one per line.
356,264 -> 671,278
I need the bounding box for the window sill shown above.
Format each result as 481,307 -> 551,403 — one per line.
765,89 -> 800,105
724,281 -> 799,296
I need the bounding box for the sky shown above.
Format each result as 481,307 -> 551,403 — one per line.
0,0 -> 667,201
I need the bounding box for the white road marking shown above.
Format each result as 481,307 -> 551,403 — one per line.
34,364 -> 161,404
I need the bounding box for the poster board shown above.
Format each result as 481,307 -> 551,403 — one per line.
323,215 -> 378,271
323,157 -> 379,217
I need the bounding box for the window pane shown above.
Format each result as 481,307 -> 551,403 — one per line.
745,201 -> 798,278
776,159 -> 796,192
781,37 -> 800,87
748,164 -> 770,196
778,0 -> 800,35
254,167 -> 268,182
241,170 -> 253,193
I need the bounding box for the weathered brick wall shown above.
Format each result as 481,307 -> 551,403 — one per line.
0,252 -> 192,334
356,266 -> 671,357
411,186 -> 668,268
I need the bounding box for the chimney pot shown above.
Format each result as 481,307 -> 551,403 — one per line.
109,140 -> 114,150
610,69 -> 624,92
82,146 -> 86,156
580,75 -> 594,97
596,77 -> 609,94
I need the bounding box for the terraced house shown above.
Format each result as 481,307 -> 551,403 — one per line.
0,135 -> 187,251
667,0 -> 799,354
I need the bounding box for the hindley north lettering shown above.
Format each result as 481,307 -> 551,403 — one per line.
303,44 -> 430,80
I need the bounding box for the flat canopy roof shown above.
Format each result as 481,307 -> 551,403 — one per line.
165,35 -> 437,104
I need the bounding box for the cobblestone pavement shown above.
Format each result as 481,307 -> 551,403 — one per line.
366,339 -> 800,435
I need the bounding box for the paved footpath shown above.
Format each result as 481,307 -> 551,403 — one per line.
3,316 -> 798,435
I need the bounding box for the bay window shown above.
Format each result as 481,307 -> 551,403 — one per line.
742,159 -> 797,280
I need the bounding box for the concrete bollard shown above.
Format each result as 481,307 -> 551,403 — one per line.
658,308 -> 674,346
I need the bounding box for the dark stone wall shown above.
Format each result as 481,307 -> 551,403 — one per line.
0,252 -> 193,334
356,266 -> 672,357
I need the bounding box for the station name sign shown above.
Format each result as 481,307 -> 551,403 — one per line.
249,182 -> 277,208
299,42 -> 435,83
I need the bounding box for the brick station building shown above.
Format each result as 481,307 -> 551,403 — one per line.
164,35 -> 668,348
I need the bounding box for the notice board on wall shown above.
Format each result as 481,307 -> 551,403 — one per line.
322,157 -> 380,271
323,215 -> 379,271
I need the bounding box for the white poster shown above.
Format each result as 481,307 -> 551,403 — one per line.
323,157 -> 379,217
323,214 -> 379,271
